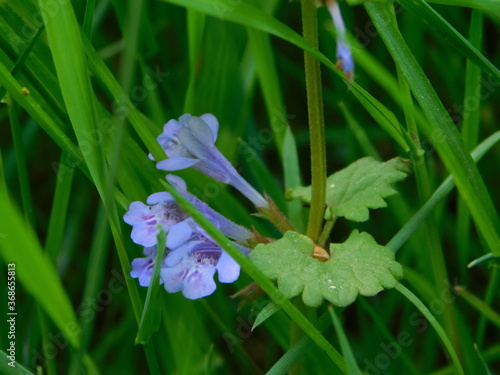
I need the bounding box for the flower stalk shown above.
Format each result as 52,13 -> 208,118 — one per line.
301,0 -> 327,243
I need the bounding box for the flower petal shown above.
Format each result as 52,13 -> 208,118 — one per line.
130,224 -> 158,247
123,201 -> 150,225
156,156 -> 199,171
164,242 -> 192,267
200,113 -> 219,141
167,220 -> 193,249
165,174 -> 188,191
182,115 -> 215,146
161,263 -> 187,293
216,251 -> 240,283
183,266 -> 217,299
147,192 -> 174,205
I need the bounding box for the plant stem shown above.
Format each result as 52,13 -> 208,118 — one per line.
301,0 -> 327,243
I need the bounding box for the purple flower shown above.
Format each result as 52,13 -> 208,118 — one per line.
130,246 -> 166,287
153,113 -> 269,208
326,0 -> 354,80
129,234 -> 249,299
161,235 -> 248,300
123,193 -> 192,248
166,174 -> 253,243
124,176 -> 253,249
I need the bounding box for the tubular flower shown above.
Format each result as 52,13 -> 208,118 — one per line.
124,177 -> 252,248
130,246 -> 166,287
326,0 -> 354,81
153,113 -> 269,208
161,235 -> 249,300
125,175 -> 253,299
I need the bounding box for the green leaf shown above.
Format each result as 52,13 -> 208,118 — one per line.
252,301 -> 281,330
250,231 -> 403,307
286,157 -> 410,222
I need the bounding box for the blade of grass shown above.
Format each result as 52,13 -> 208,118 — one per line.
83,0 -> 96,37
45,149 -> 75,263
136,229 -> 166,344
398,0 -> 499,80
396,284 -> 465,375
247,28 -> 286,156
476,266 -> 500,346
161,0 -> 411,153
387,131 -> 500,252
457,9 -> 483,279
38,0 -> 161,371
6,95 -> 36,227
328,306 -> 363,375
454,286 -> 500,328
358,297 -> 421,375
0,351 -> 34,375
69,203 -> 110,375
474,344 -> 494,375
0,189 -> 83,363
266,311 -> 332,375
283,128 -> 306,232
366,2 -> 500,256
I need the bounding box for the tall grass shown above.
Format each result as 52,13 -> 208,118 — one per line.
0,0 -> 499,374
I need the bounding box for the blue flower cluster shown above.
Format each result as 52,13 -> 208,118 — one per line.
125,114 -> 261,300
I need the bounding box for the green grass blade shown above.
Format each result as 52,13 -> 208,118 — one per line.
45,150 -> 75,262
387,131 -> 500,252
474,344 -> 494,375
6,96 -> 35,227
457,9 -> 483,277
247,28 -> 286,155
0,192 -> 81,350
476,267 -> 500,346
161,0 -> 411,153
366,2 -> 500,256
396,284 -> 465,375
328,306 -> 363,375
39,0 -> 105,191
398,0 -> 499,81
83,0 -> 96,37
283,128 -> 306,232
454,286 -> 500,328
69,203 -> 110,375
266,312 -> 332,375
0,60 -> 86,177
0,351 -> 34,375
136,229 -> 166,344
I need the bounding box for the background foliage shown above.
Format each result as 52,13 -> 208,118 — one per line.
0,0 -> 499,374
